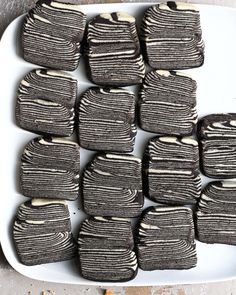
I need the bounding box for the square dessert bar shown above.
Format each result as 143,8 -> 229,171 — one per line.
139,70 -> 197,135
22,0 -> 86,71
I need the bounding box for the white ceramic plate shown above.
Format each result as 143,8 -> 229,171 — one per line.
1,2 -> 236,286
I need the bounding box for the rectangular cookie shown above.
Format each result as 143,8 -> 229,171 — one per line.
22,0 -> 86,71
141,2 -> 204,69
16,69 -> 77,136
87,12 -> 145,86
139,70 -> 197,135
137,206 -> 197,270
83,153 -> 143,217
198,113 -> 236,178
196,181 -> 236,245
13,198 -> 76,266
20,136 -> 80,200
78,87 -> 136,152
78,216 -> 138,282
143,136 -> 201,205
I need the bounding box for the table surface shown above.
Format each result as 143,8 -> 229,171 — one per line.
1,1 -> 236,294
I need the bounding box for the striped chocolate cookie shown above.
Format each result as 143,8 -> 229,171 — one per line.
78,216 -> 138,282
196,181 -> 236,245
13,198 -> 76,266
20,136 -> 80,200
82,153 -> 143,217
136,206 -> 197,270
198,113 -> 236,178
22,0 -> 86,71
87,12 -> 145,86
78,87 -> 137,152
143,136 -> 201,204
139,70 -> 197,135
16,69 -> 77,136
141,2 -> 204,69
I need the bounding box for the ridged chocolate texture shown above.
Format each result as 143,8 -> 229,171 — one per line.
22,0 -> 86,71
141,2 -> 204,69
136,206 -> 197,270
87,12 -> 145,86
139,70 -> 197,135
198,113 -> 236,178
78,87 -> 137,152
83,153 -> 143,217
16,69 -> 77,136
78,216 -> 138,282
20,136 -> 80,200
143,136 -> 201,205
13,199 -> 76,266
196,181 -> 236,245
